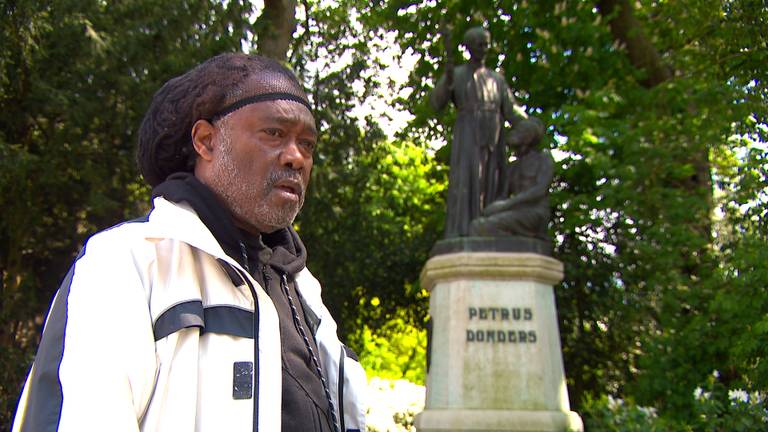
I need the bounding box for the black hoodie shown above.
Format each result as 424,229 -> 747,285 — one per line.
153,173 -> 334,432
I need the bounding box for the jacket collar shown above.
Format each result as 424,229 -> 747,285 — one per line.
146,173 -> 307,276
144,196 -> 236,266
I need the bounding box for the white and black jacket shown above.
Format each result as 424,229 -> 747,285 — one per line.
12,195 -> 367,432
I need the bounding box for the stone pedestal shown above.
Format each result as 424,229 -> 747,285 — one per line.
415,252 -> 583,432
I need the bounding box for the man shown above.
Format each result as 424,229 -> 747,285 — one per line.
12,53 -> 367,432
469,117 -> 553,238
430,26 -> 525,238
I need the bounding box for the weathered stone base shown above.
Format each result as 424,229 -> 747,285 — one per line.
415,409 -> 584,432
417,252 -> 583,432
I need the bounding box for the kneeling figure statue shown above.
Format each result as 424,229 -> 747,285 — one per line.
470,117 -> 552,239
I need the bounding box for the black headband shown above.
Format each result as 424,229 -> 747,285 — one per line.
209,92 -> 313,122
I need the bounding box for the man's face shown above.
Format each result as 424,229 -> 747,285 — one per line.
207,99 -> 316,234
466,32 -> 490,61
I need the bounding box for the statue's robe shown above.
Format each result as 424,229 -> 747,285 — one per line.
431,64 -> 521,237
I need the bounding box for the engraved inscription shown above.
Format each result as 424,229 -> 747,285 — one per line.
468,307 -> 533,321
466,307 -> 537,344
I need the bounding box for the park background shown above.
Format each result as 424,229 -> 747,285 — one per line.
0,0 -> 766,430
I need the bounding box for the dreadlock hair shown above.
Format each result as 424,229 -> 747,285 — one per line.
137,53 -> 310,187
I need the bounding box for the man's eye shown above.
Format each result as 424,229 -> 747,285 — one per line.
263,128 -> 282,137
300,139 -> 316,153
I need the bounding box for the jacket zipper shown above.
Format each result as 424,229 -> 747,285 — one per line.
242,272 -> 260,432
338,346 -> 346,432
237,242 -> 258,432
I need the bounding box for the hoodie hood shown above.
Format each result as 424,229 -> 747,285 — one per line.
152,172 -> 307,276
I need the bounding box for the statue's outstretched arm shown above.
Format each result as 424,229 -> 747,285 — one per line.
501,81 -> 526,127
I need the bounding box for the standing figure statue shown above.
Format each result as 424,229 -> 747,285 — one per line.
430,26 -> 524,238
470,117 -> 553,239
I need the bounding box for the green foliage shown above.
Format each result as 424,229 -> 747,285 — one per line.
289,0 -> 442,340
285,0 -> 445,381
299,136 -> 445,339
0,2 -> 445,425
351,310 -> 428,385
581,394 -> 670,432
2,0 -> 767,429
688,373 -> 767,432
360,0 -> 768,423
0,1 -> 253,428
582,373 -> 768,431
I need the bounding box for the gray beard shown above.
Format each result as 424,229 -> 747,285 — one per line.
210,126 -> 304,233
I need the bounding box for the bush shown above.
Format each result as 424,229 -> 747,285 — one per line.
352,314 -> 427,385
582,371 -> 767,431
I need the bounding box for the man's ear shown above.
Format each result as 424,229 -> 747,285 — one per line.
191,119 -> 216,161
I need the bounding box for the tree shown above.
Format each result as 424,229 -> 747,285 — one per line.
2,0 -> 766,428
288,0 -> 446,339
255,0 -> 298,61
358,0 -> 768,421
0,1 -> 446,425
0,1 -> 252,427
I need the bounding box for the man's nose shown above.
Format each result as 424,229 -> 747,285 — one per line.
279,138 -> 308,170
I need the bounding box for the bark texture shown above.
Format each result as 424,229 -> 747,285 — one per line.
255,0 -> 298,62
596,0 -> 672,88
597,0 -> 713,261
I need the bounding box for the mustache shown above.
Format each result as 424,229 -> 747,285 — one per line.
266,168 -> 305,197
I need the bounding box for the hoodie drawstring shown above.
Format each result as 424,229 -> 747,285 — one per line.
280,274 -> 340,432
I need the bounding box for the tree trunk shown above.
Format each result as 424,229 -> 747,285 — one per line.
255,0 -> 298,62
596,0 -> 672,88
596,0 -> 713,243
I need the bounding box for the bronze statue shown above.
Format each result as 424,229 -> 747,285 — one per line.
430,26 -> 524,238
470,118 -> 552,239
